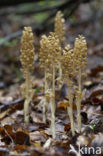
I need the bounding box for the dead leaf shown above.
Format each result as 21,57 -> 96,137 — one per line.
0,124 -> 15,144
64,123 -> 71,132
30,131 -> 46,143
0,110 -> 10,120
15,130 -> 30,145
14,144 -> 29,152
0,147 -> 9,156
58,101 -> 77,111
58,102 -> 68,110
89,66 -> 103,77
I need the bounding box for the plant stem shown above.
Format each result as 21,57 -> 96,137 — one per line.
43,69 -> 48,123
50,65 -> 56,139
77,69 -> 82,133
58,61 -> 62,87
78,69 -> 81,93
24,98 -> 30,123
67,78 -> 75,136
24,70 -> 30,123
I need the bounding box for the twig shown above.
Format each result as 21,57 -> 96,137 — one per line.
0,98 -> 23,106
0,9 -> 56,46
0,124 -> 15,147
0,98 -> 23,112
0,0 -> 92,8
0,0 -> 92,16
0,0 -> 41,7
0,0 -> 92,46
0,93 -> 43,112
0,1 -> 69,16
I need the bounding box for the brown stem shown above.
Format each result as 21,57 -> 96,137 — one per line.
43,69 -> 48,123
24,70 -> 30,123
50,65 -> 56,139
78,69 -> 81,93
58,61 -> 62,88
67,78 -> 75,136
77,69 -> 82,133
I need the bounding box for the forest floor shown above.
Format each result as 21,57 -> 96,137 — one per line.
0,1 -> 103,156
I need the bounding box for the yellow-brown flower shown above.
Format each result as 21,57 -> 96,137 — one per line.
40,32 -> 61,70
54,11 -> 65,44
40,35 -> 49,69
48,32 -> 61,67
74,35 -> 87,72
61,45 -> 74,79
20,27 -> 35,76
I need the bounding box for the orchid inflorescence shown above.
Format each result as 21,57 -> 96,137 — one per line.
20,11 -> 87,139
20,27 -> 35,123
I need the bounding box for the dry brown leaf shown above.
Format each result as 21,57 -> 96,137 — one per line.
15,130 -> 30,145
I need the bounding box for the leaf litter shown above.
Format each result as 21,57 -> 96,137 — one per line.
0,3 -> 103,156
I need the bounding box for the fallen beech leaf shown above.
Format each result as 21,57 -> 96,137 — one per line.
64,123 -> 71,132
0,110 -> 10,120
0,124 -> 15,144
55,141 -> 69,148
90,89 -> 103,97
30,131 -> 46,143
4,124 -> 12,132
85,86 -> 103,100
0,147 -> 9,156
58,101 -> 77,111
28,123 -> 48,132
91,97 -> 103,106
14,145 -> 28,152
89,66 -> 103,77
8,103 -> 23,114
44,128 -> 52,136
58,102 -> 68,110
15,131 -> 30,145
54,141 -> 70,156
0,102 -> 23,121
0,126 -> 5,135
0,125 -> 12,134
1,116 -> 15,125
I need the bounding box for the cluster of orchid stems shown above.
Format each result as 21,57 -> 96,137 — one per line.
20,11 -> 87,139
40,33 -> 61,139
61,37 -> 87,136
